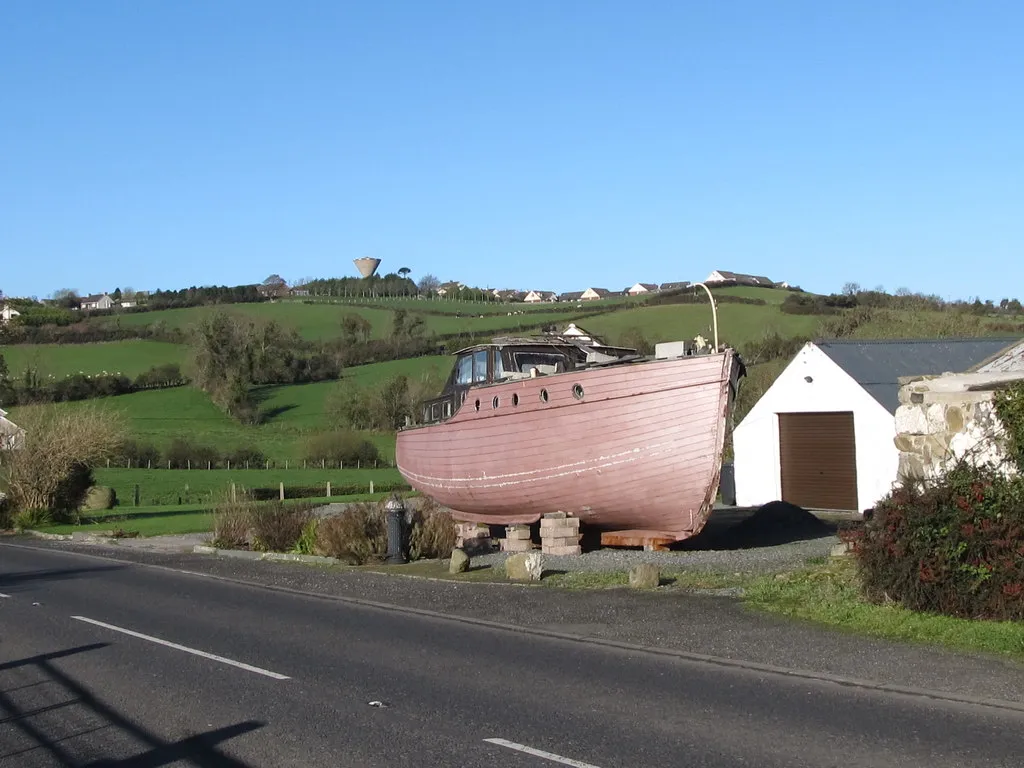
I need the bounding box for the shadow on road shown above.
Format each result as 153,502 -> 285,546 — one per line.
0,565 -> 127,593
0,645 -> 263,767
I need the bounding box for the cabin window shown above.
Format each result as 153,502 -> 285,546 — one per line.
456,355 -> 473,386
473,350 -> 489,383
514,352 -> 565,374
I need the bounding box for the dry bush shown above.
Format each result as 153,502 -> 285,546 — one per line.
1,404 -> 125,520
316,502 -> 386,564
212,493 -> 254,549
249,503 -> 314,553
409,497 -> 456,560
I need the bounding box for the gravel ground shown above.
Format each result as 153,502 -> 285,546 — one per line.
473,535 -> 838,573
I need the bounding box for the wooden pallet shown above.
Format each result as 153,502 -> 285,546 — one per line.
600,529 -> 676,551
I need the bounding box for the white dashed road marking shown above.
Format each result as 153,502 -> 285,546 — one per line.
484,738 -> 604,767
71,616 -> 290,680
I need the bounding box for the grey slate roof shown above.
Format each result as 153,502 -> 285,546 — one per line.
817,338 -> 1022,414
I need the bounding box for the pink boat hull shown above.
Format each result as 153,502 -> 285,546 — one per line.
396,351 -> 738,540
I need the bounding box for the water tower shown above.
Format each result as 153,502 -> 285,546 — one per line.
353,257 -> 381,278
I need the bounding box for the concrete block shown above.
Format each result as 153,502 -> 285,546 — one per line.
542,545 -> 581,556
542,535 -> 581,548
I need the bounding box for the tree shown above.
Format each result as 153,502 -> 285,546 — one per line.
1,404 -> 125,518
417,274 -> 441,296
842,282 -> 861,296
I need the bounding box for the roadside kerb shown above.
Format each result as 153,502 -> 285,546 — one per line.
193,544 -> 341,566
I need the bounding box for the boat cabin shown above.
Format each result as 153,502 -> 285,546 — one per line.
417,339 -> 634,425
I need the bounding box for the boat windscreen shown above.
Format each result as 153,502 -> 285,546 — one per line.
513,352 -> 566,373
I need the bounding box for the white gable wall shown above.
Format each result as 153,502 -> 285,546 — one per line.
734,343 -> 898,512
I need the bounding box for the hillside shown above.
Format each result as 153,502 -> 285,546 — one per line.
5,287 -> 1023,466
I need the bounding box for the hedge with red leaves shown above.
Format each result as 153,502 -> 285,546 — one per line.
857,464 -> 1024,620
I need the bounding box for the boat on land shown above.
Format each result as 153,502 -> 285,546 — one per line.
396,291 -> 744,543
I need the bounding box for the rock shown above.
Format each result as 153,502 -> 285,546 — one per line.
628,563 -> 661,589
83,486 -> 116,511
830,542 -> 853,558
505,552 -> 544,581
449,548 -> 470,574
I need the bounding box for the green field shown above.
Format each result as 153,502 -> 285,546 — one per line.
1,340 -> 188,378
93,467 -> 405,506
87,300 -> 604,341
584,303 -> 823,348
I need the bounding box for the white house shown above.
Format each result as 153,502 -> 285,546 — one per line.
0,409 -> 25,451
733,338 -> 1023,512
627,282 -> 659,296
523,290 -> 557,303
580,287 -> 612,301
705,270 -> 775,287
0,306 -> 20,324
81,293 -> 115,311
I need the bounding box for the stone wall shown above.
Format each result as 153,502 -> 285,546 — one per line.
894,372 -> 1024,482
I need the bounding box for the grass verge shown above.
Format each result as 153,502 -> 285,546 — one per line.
744,558 -> 1024,661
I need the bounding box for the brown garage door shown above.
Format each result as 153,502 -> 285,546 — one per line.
779,412 -> 858,511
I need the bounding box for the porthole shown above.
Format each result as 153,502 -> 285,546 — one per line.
540,388 -> 549,403
512,393 -> 520,406
492,396 -> 499,409
572,384 -> 585,400
474,399 -> 481,412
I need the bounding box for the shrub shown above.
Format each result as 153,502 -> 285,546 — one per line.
408,497 -> 456,560
212,494 -> 253,549
304,431 -> 380,467
118,439 -> 162,468
249,502 -> 314,553
165,437 -> 220,469
12,507 -> 53,531
222,445 -> 266,468
316,502 -> 387,564
858,464 -> 1024,620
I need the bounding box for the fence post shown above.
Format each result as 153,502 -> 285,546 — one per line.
279,482 -> 284,501
327,481 -> 331,498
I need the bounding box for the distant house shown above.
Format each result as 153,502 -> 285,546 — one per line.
436,282 -> 465,297
659,281 -> 691,292
705,270 -> 776,287
0,305 -> 21,324
0,409 -> 25,451
559,290 -> 584,302
523,290 -> 557,303
580,287 -> 612,301
627,282 -> 659,296
80,293 -> 115,311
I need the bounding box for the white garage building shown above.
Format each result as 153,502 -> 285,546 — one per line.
734,338 -> 1023,512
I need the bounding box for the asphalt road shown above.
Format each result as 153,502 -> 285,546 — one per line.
2,543 -> 1023,767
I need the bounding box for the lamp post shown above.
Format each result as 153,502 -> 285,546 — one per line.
385,495 -> 407,564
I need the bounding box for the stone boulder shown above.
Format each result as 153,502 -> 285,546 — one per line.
629,563 -> 661,589
449,548 -> 471,574
505,552 -> 544,581
82,486 -> 116,511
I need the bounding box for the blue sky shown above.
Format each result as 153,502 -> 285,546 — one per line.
2,1 -> 1021,300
